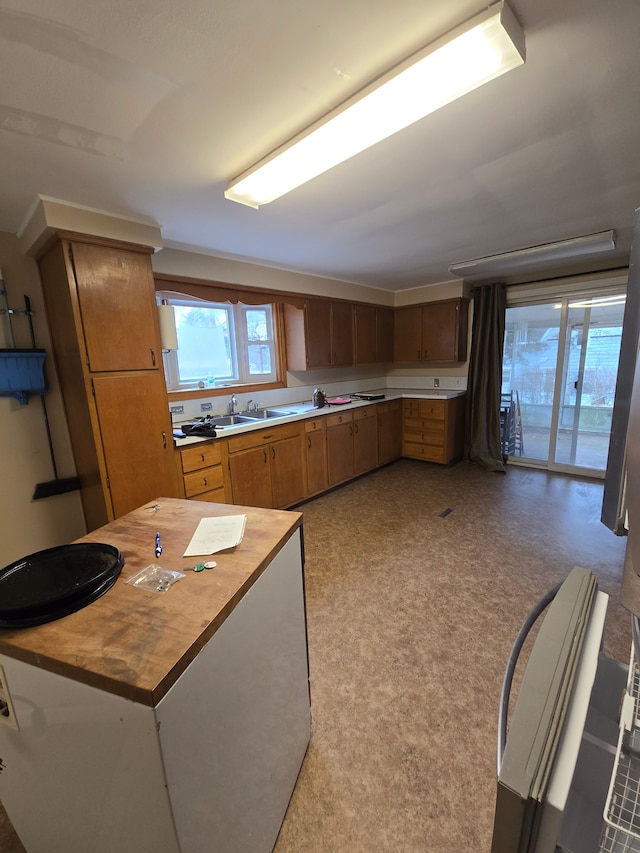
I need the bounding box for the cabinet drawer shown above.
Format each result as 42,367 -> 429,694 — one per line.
403,399 -> 446,420
403,400 -> 420,417
183,465 -> 224,497
419,400 -> 445,420
326,410 -> 353,428
190,486 -> 226,504
354,406 -> 374,422
227,422 -> 302,453
404,428 -> 445,447
180,442 -> 222,473
404,416 -> 445,432
403,442 -> 446,463
305,418 -> 326,433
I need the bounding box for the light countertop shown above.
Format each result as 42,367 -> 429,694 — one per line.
174,389 -> 466,447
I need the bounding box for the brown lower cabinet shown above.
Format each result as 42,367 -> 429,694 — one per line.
377,399 -> 402,465
402,396 -> 466,464
326,411 -> 354,486
176,396 -> 465,513
353,407 -> 378,475
304,418 -> 328,497
227,423 -> 305,509
179,442 -> 227,503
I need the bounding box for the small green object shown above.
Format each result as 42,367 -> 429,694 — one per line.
194,563 -> 205,572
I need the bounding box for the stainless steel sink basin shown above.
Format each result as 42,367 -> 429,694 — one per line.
241,409 -> 295,420
209,414 -> 256,427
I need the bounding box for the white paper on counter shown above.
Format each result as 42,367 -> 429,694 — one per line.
183,515 -> 247,557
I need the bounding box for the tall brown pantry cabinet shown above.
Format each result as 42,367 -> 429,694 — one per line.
37,235 -> 180,531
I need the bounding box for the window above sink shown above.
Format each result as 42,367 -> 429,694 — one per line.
158,292 -> 279,392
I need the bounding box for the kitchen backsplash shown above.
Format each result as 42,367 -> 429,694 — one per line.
169,375 -> 467,423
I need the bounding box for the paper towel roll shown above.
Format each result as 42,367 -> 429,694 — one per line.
158,302 -> 178,351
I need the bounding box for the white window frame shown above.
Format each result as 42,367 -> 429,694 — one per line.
158,293 -> 278,391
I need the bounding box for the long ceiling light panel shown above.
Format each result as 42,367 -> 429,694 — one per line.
448,230 -> 617,278
225,1 -> 525,208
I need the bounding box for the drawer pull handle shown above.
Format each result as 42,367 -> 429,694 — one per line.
307,436 -> 311,449
200,453 -> 205,462
162,431 -> 167,448
272,446 -> 276,460
263,449 -> 267,464
203,477 -> 207,487
151,348 -> 156,366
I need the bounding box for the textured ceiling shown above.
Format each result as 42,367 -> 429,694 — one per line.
1,0 -> 639,291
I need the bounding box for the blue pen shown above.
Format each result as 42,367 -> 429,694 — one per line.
155,532 -> 163,558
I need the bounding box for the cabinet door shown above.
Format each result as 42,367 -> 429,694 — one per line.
270,436 -> 304,509
229,445 -> 273,508
354,305 -> 376,365
330,302 -> 354,366
71,242 -> 160,372
377,401 -> 402,465
326,420 -> 354,486
304,300 -> 332,368
353,410 -> 378,475
393,307 -> 422,363
92,372 -> 180,519
376,307 -> 394,363
422,300 -> 466,362
305,425 -> 328,497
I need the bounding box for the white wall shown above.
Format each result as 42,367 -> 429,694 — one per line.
152,247 -> 395,305
0,232 -> 85,566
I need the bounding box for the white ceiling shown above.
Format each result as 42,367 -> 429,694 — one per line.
2,0 -> 640,292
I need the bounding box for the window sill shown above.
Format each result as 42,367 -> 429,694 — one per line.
166,379 -> 285,401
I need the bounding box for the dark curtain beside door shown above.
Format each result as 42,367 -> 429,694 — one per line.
465,283 -> 507,472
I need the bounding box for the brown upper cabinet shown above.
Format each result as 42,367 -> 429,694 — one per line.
394,298 -> 469,364
354,304 -> 394,364
285,298 -> 354,369
70,241 -> 161,372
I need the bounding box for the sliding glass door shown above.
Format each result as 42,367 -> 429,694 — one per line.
502,290 -> 626,477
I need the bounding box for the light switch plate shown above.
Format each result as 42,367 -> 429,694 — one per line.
0,663 -> 19,730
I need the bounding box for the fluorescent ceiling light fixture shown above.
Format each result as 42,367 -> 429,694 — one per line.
449,231 -> 617,279
225,1 -> 525,208
553,295 -> 627,309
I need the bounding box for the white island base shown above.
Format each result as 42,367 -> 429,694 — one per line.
0,530 -> 310,853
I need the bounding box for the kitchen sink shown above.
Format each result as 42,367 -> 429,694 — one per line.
240,409 -> 295,420
207,414 -> 255,427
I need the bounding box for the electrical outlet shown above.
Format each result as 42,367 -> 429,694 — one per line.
200,402 -> 213,412
0,664 -> 19,730
455,377 -> 462,388
433,378 -> 440,388
170,405 -> 184,415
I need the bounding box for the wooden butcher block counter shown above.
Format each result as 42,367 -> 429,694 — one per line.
0,497 -> 303,706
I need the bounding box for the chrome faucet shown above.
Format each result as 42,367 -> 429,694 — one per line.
227,394 -> 237,414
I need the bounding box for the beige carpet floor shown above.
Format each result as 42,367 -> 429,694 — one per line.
0,460 -> 630,852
